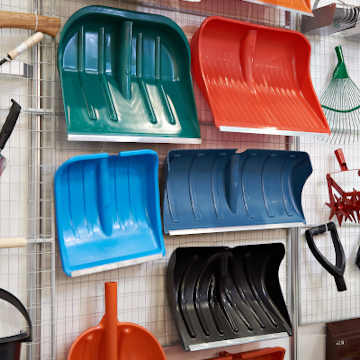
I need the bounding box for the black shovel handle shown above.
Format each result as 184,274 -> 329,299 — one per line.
0,288 -> 32,343
0,99 -> 21,151
305,222 -> 346,292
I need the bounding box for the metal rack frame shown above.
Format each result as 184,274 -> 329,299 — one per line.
8,0 -> 360,359
51,3 -> 300,360
0,0 -> 57,359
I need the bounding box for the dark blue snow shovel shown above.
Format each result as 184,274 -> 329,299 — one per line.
163,149 -> 312,235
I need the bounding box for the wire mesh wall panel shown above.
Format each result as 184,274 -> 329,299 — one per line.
53,1 -> 295,359
0,0 -> 56,359
299,0 -> 360,325
4,0 -> 346,358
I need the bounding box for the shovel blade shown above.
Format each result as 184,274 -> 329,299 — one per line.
68,323 -> 166,360
164,149 -> 312,235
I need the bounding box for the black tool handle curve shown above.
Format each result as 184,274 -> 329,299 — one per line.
305,222 -> 346,292
0,99 -> 21,150
0,288 -> 32,343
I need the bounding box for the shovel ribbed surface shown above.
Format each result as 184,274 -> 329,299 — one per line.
54,150 -> 165,277
191,17 -> 330,137
58,6 -> 201,143
167,246 -> 292,351
163,149 -> 313,235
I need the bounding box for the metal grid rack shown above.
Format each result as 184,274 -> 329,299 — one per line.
0,0 -> 57,359
299,5 -> 360,324
53,1 -> 295,360
5,0 -> 360,359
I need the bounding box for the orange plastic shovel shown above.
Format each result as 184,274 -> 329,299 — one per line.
206,347 -> 286,360
67,282 -> 166,360
244,0 -> 312,15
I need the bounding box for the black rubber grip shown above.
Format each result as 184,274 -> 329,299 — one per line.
306,224 -> 327,237
0,288 -> 32,343
0,99 -> 21,150
305,222 -> 346,292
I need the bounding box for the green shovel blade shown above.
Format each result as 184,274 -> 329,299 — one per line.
58,6 -> 201,143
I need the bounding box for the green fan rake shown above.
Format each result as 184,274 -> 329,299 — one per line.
321,46 -> 360,144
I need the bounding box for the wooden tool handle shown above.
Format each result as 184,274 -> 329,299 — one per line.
8,32 -> 44,60
0,237 -> 27,248
0,11 -> 61,37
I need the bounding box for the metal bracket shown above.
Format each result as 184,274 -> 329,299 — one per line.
0,60 -> 33,78
301,3 -> 360,35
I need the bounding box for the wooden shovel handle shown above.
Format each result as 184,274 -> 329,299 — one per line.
0,11 -> 61,37
0,237 -> 27,248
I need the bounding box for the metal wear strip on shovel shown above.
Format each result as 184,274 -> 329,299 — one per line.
167,245 -> 292,351
163,149 -> 312,235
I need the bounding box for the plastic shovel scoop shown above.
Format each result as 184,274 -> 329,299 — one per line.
163,149 -> 313,235
58,5 -> 201,144
191,17 -> 330,138
244,0 -> 312,15
167,245 -> 292,351
68,282 -> 166,360
0,99 -> 21,176
54,150 -> 165,277
207,347 -> 286,359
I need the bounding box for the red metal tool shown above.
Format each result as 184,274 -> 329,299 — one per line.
326,149 -> 360,225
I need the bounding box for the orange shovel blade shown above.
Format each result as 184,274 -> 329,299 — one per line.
67,282 -> 166,360
118,323 -> 166,360
245,0 -> 312,14
191,17 -> 329,137
68,323 -> 166,360
67,326 -> 104,360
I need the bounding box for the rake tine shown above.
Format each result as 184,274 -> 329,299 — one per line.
337,213 -> 343,226
321,47 -> 360,144
347,210 -> 355,222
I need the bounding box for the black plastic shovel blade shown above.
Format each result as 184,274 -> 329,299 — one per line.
167,244 -> 292,351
